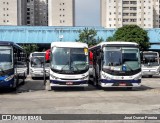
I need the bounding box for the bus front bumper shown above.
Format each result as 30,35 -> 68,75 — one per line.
100,79 -> 141,87
50,80 -> 88,87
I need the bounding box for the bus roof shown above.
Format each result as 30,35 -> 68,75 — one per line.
0,41 -> 24,51
51,42 -> 88,48
89,41 -> 138,49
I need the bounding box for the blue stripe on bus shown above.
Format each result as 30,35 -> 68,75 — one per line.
100,79 -> 141,83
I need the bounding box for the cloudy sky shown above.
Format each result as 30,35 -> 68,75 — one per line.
75,0 -> 100,26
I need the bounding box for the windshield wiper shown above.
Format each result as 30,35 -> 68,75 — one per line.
70,57 -> 81,72
60,61 -> 69,72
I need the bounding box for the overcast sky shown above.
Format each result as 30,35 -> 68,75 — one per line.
75,0 -> 100,26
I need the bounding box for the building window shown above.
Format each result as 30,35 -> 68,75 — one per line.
27,21 -> 30,24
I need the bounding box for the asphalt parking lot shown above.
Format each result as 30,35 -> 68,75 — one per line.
0,76 -> 160,122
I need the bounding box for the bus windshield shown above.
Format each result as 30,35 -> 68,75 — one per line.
143,52 -> 159,66
0,46 -> 13,71
51,47 -> 89,74
31,56 -> 50,68
103,47 -> 141,72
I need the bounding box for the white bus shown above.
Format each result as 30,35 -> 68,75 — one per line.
46,42 -> 89,88
142,51 -> 160,77
89,42 -> 141,89
29,52 -> 49,79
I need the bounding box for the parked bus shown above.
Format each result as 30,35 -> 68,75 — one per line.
0,41 -> 27,89
45,42 -> 89,89
142,51 -> 160,77
89,42 -> 141,89
29,52 -> 49,79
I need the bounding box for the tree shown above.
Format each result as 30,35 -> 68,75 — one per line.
21,44 -> 39,56
76,28 -> 103,47
107,25 -> 150,50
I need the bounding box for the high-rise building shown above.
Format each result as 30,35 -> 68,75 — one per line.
0,0 -> 48,26
0,0 -> 20,25
25,0 -> 48,26
48,0 -> 75,26
101,0 -> 160,28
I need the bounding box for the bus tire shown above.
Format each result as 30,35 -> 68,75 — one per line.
149,75 -> 152,78
11,76 -> 19,91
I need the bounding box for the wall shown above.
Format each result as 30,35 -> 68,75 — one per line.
0,26 -> 159,49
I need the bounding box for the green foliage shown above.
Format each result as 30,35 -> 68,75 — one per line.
21,44 -> 39,56
107,25 -> 150,50
76,28 -> 103,47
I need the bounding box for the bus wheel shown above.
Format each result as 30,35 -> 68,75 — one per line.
11,76 -> 18,91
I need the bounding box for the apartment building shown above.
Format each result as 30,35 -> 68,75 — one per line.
0,0 -> 20,25
101,0 -> 160,28
48,0 -> 75,26
0,0 -> 48,26
26,0 -> 48,26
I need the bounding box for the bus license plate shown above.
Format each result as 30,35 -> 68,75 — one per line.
119,83 -> 126,86
66,82 -> 73,85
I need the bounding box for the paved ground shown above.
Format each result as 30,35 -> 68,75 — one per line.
0,75 -> 160,122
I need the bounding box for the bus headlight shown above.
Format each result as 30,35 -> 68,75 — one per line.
50,74 -> 59,79
102,73 -> 111,80
81,75 -> 89,80
134,74 -> 142,80
5,75 -> 14,81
